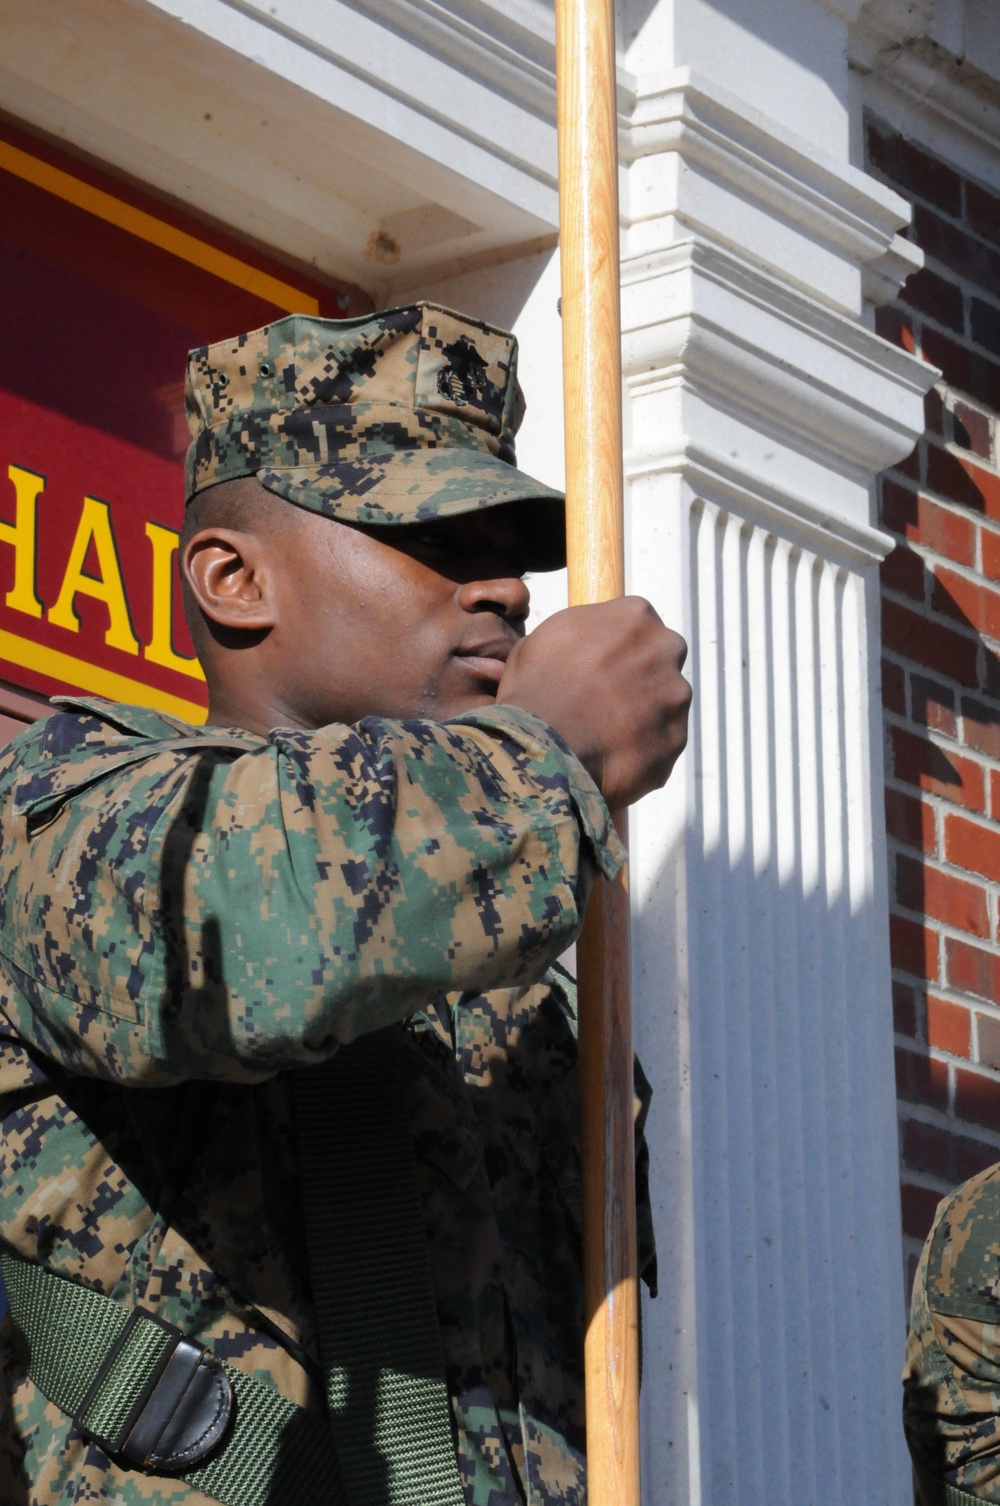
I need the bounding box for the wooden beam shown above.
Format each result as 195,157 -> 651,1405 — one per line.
555,2 -> 641,1503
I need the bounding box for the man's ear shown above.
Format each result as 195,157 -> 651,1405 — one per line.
182,528 -> 278,632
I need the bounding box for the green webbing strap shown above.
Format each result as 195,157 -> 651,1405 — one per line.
0,1248 -> 346,1506
915,1457 -> 991,1506
295,1029 -> 467,1506
2,1031 -> 467,1506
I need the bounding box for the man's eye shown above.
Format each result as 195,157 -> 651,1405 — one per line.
395,527 -> 449,554
398,527 -> 527,580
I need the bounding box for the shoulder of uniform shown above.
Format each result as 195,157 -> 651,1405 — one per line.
4,698 -> 260,833
49,695 -> 203,742
925,1162 -> 1000,1320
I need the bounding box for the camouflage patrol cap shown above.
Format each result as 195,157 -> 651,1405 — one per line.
184,302 -> 566,569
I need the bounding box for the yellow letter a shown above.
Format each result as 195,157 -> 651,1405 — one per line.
49,497 -> 140,655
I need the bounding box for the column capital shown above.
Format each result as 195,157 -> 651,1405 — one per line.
620,67 -> 933,568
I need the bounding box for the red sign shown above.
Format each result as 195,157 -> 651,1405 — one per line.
0,122 -> 366,722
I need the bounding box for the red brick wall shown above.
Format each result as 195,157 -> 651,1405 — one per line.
866,119 -> 1000,1287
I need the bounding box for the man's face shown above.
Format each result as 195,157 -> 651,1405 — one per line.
264,504 -> 537,727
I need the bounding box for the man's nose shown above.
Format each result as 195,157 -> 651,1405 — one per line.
457,574 -> 530,621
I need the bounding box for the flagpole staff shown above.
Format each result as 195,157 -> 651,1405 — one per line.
555,2 -> 640,1504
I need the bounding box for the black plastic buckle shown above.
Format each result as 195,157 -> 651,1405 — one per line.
74,1307 -> 234,1474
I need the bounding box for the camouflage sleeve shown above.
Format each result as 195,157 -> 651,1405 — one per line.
903,1164 -> 1000,1501
0,703 -> 624,1086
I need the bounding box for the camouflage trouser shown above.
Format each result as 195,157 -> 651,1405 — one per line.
904,1162 -> 1000,1501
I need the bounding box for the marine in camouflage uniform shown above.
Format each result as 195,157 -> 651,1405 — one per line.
0,304 -> 658,1505
904,1165 -> 1000,1503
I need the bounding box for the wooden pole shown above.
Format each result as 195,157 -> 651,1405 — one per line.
555,3 -> 640,1505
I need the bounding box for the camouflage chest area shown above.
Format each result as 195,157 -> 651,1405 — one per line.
0,969 -> 607,1505
0,696 -> 640,1504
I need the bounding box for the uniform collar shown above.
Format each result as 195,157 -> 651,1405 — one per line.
49,696 -> 263,746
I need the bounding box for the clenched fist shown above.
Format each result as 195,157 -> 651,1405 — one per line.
496,597 -> 691,809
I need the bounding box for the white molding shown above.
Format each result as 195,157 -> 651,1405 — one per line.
856,0 -> 939,47
210,0 -> 559,195
627,69 -> 911,240
310,0 -> 559,109
625,70 -> 921,318
615,75 -> 932,584
622,238 -> 930,484
863,233 -> 925,305
856,0 -> 1000,87
851,0 -> 1000,186
854,36 -> 1000,167
625,440 -> 894,567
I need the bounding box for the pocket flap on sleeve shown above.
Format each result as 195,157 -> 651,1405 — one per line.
12,736 -> 251,829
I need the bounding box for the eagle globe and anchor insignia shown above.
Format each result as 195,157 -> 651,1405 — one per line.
435,335 -> 496,411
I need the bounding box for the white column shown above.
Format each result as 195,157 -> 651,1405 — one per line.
619,13 -> 934,1505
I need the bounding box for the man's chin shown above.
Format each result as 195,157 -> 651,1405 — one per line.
415,689 -> 498,721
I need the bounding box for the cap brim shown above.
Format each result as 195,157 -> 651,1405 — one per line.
256,446 -> 566,570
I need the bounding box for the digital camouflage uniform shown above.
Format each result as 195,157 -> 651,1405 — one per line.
904,1165 -> 1000,1501
0,303 -> 656,1505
